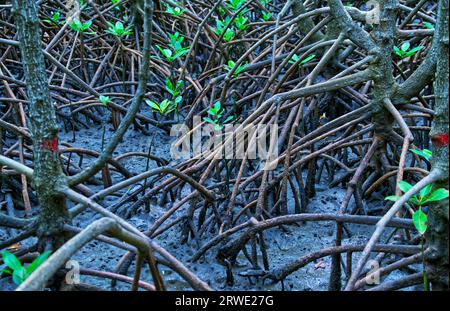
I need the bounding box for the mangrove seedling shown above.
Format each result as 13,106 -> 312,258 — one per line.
385,180 -> 449,208
69,18 -> 94,34
214,18 -> 235,42
423,22 -> 434,29
165,4 -> 185,16
203,102 -> 234,130
166,78 -> 184,100
225,60 -> 247,77
111,0 -> 122,11
99,95 -> 113,106
385,181 -> 449,237
226,0 -> 247,12
261,11 -> 273,21
385,181 -> 449,291
42,11 -> 65,26
156,32 -> 191,62
156,46 -> 189,62
289,54 -> 316,66
393,42 -> 424,59
169,32 -> 186,51
165,78 -> 184,119
105,21 -> 133,37
1,250 -> 52,286
145,99 -> 176,115
235,13 -> 249,31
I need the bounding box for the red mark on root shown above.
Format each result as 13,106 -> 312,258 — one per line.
39,137 -> 59,153
51,137 -> 58,153
432,133 -> 449,148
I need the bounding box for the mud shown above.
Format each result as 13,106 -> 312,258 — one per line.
0,122 -> 421,291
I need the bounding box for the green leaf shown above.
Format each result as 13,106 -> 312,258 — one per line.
166,78 -> 175,92
123,25 -> 133,36
393,46 -> 402,56
409,148 -> 432,161
163,49 -> 173,58
412,209 -> 427,234
235,14 -> 249,30
300,54 -> 316,65
203,117 -> 217,125
214,102 -> 222,113
401,42 -> 410,52
116,21 -> 124,32
409,196 -> 420,206
234,63 -> 247,76
156,45 -> 172,60
1,250 -> 23,271
223,29 -> 235,42
12,267 -> 27,285
160,99 -> 171,113
0,268 -> 12,275
385,195 -> 402,202
81,20 -> 92,31
145,99 -> 160,111
99,95 -> 111,105
423,22 -> 434,29
25,251 -> 51,275
289,54 -> 299,65
174,96 -> 183,105
173,48 -> 190,59
262,11 -> 273,21
166,4 -> 185,16
73,18 -> 82,28
405,46 -> 424,58
215,19 -> 224,33
420,184 -> 433,201
69,20 -> 81,31
423,149 -> 433,157
424,188 -> 449,203
223,115 -> 234,124
398,180 -> 413,194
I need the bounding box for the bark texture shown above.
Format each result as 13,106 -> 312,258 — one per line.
426,0 -> 449,291
12,0 -> 69,247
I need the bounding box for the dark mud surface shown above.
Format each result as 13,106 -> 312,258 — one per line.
0,123 -> 421,291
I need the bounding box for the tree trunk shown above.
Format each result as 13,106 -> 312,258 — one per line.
291,0 -> 324,43
12,0 -> 69,249
426,0 -> 449,291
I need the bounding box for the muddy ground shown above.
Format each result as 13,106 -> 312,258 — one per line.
0,120 -> 422,291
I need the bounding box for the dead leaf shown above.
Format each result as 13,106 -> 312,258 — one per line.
7,243 -> 22,251
314,260 -> 326,270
